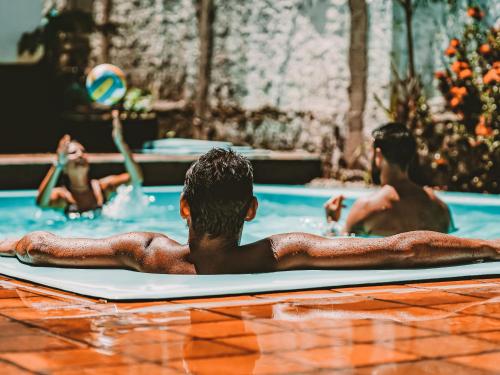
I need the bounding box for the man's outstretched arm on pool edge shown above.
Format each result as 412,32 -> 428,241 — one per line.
268,231 -> 499,271
0,231 -> 499,274
0,232 -> 194,274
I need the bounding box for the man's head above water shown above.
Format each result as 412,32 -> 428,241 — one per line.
371,122 -> 417,184
180,148 -> 258,242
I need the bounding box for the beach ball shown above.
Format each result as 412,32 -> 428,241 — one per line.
86,64 -> 127,106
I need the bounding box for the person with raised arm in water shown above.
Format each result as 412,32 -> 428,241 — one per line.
324,123 -> 453,236
1,149 -> 497,274
36,110 -> 143,216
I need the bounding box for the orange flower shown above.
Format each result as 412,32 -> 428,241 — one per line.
483,69 -> 500,84
450,39 -> 460,47
450,97 -> 461,107
467,7 -> 484,20
459,69 -> 472,79
435,158 -> 447,166
450,86 -> 467,98
434,71 -> 447,80
451,61 -> 462,73
445,47 -> 457,56
479,44 -> 491,55
475,123 -> 493,137
493,61 -> 500,73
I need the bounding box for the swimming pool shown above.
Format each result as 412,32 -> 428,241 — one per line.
0,185 -> 499,242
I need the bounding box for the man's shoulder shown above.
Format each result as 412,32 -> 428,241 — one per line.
143,235 -> 194,274
357,186 -> 396,212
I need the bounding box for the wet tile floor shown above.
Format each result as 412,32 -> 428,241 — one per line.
0,276 -> 498,374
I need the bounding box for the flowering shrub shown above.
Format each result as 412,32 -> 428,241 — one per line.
414,6 -> 500,193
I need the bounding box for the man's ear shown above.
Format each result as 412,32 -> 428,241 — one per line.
180,193 -> 191,220
374,147 -> 384,168
245,197 -> 258,222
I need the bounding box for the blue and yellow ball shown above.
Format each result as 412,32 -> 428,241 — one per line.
86,64 -> 127,106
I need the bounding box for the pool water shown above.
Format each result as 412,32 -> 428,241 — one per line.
0,186 -> 499,243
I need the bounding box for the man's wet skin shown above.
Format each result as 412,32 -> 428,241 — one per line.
1,149 -> 498,275
325,123 -> 451,236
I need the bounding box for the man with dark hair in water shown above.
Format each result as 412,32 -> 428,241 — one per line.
325,123 -> 452,236
1,148 -> 497,274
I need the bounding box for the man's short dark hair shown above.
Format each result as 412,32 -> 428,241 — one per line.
183,148 -> 254,238
372,123 -> 416,169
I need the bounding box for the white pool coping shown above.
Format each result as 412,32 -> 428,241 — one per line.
0,257 -> 498,300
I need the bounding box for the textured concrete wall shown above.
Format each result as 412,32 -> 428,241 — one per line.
43,0 -> 500,161
92,0 -> 199,100
211,0 -> 351,117
208,0 -> 351,154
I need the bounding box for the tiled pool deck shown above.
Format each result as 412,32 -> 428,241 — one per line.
0,276 -> 498,374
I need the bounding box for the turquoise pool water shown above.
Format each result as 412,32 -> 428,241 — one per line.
0,186 -> 499,243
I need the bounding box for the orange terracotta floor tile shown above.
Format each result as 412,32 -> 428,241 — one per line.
168,318 -> 283,339
407,314 -> 500,335
53,363 -> 182,375
469,330 -> 500,343
371,290 -> 483,307
0,348 -> 137,372
316,320 -> 437,343
378,334 -> 497,358
356,359 -> 490,375
448,351 -> 500,372
0,360 -> 32,375
118,339 -> 248,363
169,353 -> 315,374
279,343 -> 417,369
431,284 -> 500,299
218,330 -> 343,353
0,306 -> 98,321
0,333 -> 77,353
0,276 -> 498,373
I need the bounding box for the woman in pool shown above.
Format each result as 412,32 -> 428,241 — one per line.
36,110 -> 143,215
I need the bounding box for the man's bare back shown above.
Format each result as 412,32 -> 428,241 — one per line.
326,123 -> 452,236
345,183 -> 451,236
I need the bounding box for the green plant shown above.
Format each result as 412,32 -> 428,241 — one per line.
123,89 -> 153,113
378,4 -> 500,193
426,5 -> 499,193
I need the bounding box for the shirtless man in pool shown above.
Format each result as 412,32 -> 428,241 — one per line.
325,123 -> 452,236
0,149 -> 498,274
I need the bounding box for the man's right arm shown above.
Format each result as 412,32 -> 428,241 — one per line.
270,231 -> 499,271
0,231 -> 187,274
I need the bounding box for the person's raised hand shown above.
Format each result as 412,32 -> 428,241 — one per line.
324,195 -> 345,223
56,135 -> 71,167
111,110 -> 124,143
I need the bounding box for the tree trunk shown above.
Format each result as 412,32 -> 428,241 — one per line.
403,0 -> 415,79
345,0 -> 368,168
194,0 -> 215,139
101,0 -> 112,63
66,0 -> 93,12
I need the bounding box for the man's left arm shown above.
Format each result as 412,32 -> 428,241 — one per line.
270,231 -> 499,270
